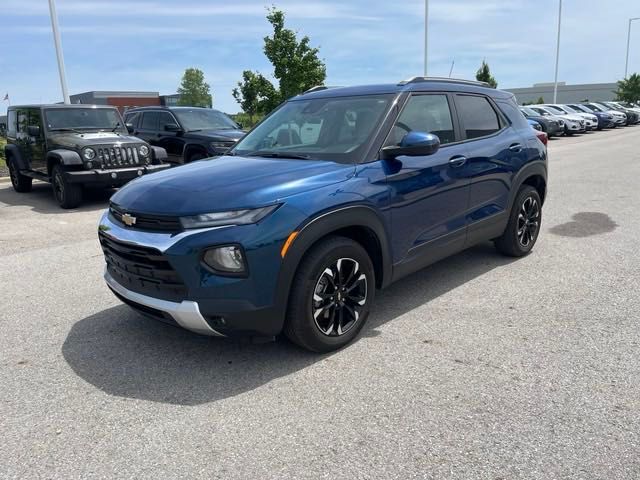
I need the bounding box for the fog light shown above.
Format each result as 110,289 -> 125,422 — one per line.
203,245 -> 246,274
111,172 -> 117,179
137,170 -> 142,176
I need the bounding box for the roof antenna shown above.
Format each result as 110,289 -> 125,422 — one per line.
448,59 -> 455,78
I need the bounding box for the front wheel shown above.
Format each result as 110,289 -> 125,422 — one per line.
494,185 -> 542,257
52,164 -> 82,209
284,236 -> 375,352
7,157 -> 33,193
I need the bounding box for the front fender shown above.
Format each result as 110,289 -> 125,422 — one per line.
273,204 -> 393,323
150,146 -> 167,164
47,149 -> 83,168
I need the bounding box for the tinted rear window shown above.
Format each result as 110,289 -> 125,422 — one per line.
456,95 -> 501,139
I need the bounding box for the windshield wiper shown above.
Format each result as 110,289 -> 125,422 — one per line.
111,122 -> 121,132
244,150 -> 311,160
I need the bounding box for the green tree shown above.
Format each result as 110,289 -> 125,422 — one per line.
475,60 -> 498,88
177,68 -> 213,108
615,73 -> 640,103
232,70 -> 278,124
233,7 -> 326,114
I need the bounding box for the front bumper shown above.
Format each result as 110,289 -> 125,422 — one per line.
105,268 -> 224,336
64,164 -> 170,185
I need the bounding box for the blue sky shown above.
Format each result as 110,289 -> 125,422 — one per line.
1,0 -> 639,115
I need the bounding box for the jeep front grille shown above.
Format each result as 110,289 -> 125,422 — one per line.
99,232 -> 187,302
97,145 -> 143,169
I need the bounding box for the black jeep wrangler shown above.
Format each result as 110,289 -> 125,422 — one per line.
4,105 -> 170,208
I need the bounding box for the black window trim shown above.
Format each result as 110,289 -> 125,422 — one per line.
453,93 -> 509,143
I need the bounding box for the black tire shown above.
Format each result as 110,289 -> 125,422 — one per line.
494,185 -> 542,257
52,164 -> 82,209
7,156 -> 33,193
284,236 -> 375,353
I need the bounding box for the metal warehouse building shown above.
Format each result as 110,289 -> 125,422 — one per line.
505,82 -> 618,104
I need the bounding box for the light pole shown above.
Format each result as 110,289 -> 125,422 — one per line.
625,17 -> 640,78
553,0 -> 562,103
47,0 -> 70,104
424,0 -> 429,76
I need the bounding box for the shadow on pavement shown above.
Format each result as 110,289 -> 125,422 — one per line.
62,242 -> 517,406
0,182 -> 113,214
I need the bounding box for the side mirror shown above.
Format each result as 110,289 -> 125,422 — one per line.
381,131 -> 440,160
164,123 -> 181,132
236,122 -> 243,129
27,125 -> 40,137
125,123 -> 135,134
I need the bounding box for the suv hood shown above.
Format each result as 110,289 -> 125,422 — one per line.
49,131 -> 144,149
186,129 -> 245,142
111,155 -> 355,215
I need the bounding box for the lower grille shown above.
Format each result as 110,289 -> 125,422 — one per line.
100,233 -> 187,302
110,204 -> 182,233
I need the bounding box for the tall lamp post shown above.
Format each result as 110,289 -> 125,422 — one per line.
47,0 -> 70,104
625,17 -> 640,78
424,0 -> 429,76
552,0 -> 562,104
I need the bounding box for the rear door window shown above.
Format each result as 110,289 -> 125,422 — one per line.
140,112 -> 159,131
455,95 -> 502,140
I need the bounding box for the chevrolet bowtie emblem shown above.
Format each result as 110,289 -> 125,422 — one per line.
121,213 -> 137,227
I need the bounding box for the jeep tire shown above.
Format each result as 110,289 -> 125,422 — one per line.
52,164 -> 82,209
7,156 -> 33,193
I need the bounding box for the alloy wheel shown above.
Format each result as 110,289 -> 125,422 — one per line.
517,196 -> 540,247
312,257 -> 368,336
9,161 -> 19,188
53,172 -> 65,203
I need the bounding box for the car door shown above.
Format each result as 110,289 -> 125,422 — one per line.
134,111 -> 160,147
155,111 -> 185,163
384,93 -> 471,271
453,94 -> 529,245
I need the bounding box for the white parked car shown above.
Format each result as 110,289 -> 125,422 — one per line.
541,104 -> 596,131
529,106 -> 585,135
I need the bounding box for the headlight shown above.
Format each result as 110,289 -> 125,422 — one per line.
180,204 -> 280,229
203,245 -> 246,274
83,148 -> 96,160
139,145 -> 150,156
210,141 -> 231,150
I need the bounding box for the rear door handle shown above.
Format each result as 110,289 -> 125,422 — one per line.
509,143 -> 523,152
448,155 -> 467,168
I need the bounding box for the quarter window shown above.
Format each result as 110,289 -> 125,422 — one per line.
456,95 -> 501,139
388,94 -> 455,146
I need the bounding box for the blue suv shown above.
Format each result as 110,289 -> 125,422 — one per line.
99,77 -> 547,352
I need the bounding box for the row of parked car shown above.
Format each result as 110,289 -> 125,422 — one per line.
520,101 -> 640,141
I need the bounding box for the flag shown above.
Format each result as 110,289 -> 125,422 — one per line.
2,93 -> 8,102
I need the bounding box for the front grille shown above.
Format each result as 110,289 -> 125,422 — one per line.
97,145 -> 145,169
100,232 -> 187,302
110,203 -> 182,233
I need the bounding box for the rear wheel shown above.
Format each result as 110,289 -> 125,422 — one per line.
494,185 -> 542,257
7,156 -> 33,193
52,164 -> 82,209
284,236 -> 375,352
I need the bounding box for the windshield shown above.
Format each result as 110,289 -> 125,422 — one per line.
583,104 -> 601,112
44,108 -> 124,132
173,109 -> 239,131
568,104 -> 589,113
561,105 -> 579,113
545,105 -> 566,114
593,103 -> 611,111
531,107 -> 552,116
520,107 -> 538,116
230,94 -> 393,163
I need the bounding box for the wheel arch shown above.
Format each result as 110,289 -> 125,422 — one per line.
46,149 -> 82,176
273,205 -> 393,324
183,143 -> 208,162
509,161 -> 547,209
4,144 -> 27,170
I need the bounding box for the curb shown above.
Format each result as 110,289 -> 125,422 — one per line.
0,176 -> 11,184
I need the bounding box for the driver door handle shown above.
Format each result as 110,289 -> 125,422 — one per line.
448,155 -> 467,168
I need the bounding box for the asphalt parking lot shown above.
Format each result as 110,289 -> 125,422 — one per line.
1,127 -> 639,479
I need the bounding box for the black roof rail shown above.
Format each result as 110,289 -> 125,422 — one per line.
398,76 -> 490,88
302,85 -> 342,94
